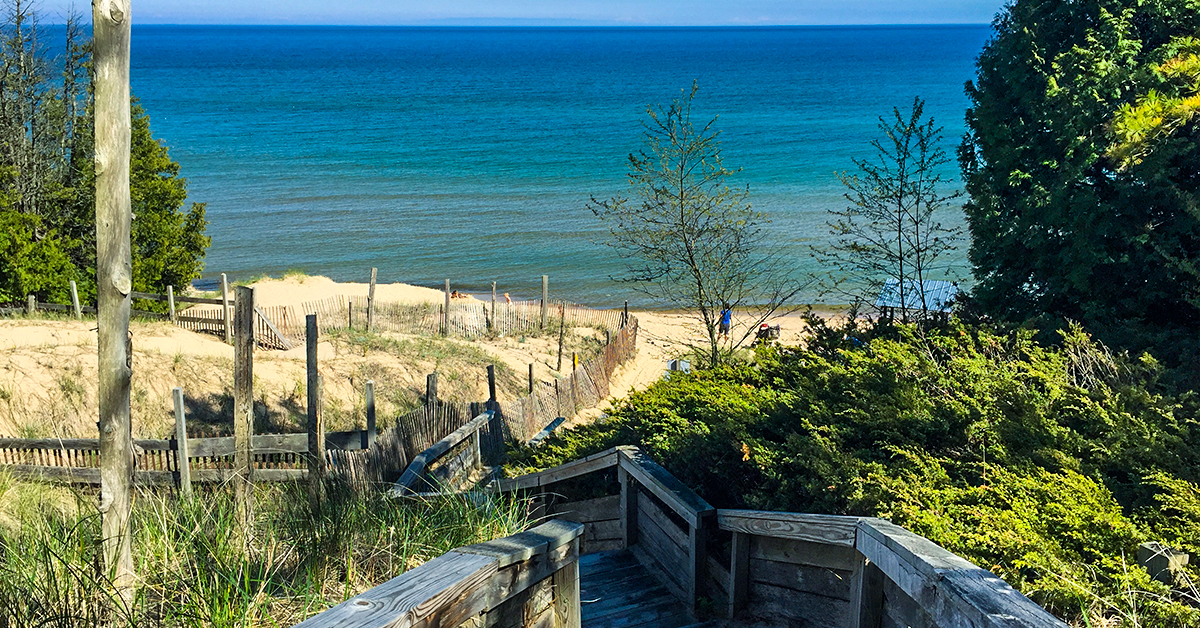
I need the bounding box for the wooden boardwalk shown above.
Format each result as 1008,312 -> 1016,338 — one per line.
580,551 -> 703,628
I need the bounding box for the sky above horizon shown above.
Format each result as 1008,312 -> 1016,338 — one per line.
42,1 -> 1006,26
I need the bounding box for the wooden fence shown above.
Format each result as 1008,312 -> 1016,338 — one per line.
494,446 -> 1068,628
498,316 -> 639,442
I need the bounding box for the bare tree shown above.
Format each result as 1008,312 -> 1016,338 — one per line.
590,82 -> 804,367
816,97 -> 961,321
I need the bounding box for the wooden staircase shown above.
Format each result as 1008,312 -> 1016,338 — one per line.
579,551 -> 698,628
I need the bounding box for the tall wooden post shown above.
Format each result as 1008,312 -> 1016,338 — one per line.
541,275 -> 549,329
487,364 -> 497,408
220,273 -> 232,344
233,286 -> 255,529
443,279 -> 451,336
166,285 -> 176,322
556,302 -> 566,371
367,267 -> 377,332
623,301 -> 629,328
490,281 -> 497,332
94,0 -> 135,596
306,315 -> 324,507
26,294 -> 35,315
426,372 -> 438,411
364,380 -> 376,450
69,280 -> 81,319
528,363 -> 535,395
172,386 -> 192,499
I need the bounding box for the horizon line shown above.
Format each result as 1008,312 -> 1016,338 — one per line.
42,21 -> 994,28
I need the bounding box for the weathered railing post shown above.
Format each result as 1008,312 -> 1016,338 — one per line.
221,273 -> 232,344
619,465 -> 638,548
554,534 -> 583,628
306,314 -> 325,508
94,0 -> 135,597
848,557 -> 885,628
166,285 -> 176,322
26,294 -> 35,315
69,280 -> 81,319
172,386 -> 192,499
364,380 -> 376,450
729,531 -> 750,618
529,362 -> 535,395
233,286 -> 255,529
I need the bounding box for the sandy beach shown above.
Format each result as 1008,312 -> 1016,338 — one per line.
0,275 -> 837,439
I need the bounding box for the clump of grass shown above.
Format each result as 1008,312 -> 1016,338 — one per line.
0,474 -> 532,627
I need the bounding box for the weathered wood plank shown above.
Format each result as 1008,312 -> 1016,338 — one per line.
553,538 -> 581,628
717,509 -> 859,547
634,509 -> 689,594
730,531 -> 750,619
292,551 -> 497,628
744,581 -> 850,628
583,520 -> 621,544
550,494 -> 620,524
747,557 -> 854,602
617,447 -> 712,527
850,557 -> 886,628
750,534 -> 860,571
393,411 -> 492,495
627,545 -> 688,605
637,494 -> 688,553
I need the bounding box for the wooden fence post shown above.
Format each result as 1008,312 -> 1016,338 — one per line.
687,514 -> 709,616
367,267 -> 377,332
490,281 -> 497,332
443,279 -> 450,336
347,299 -> 353,330
26,294 -> 35,315
94,0 -> 135,597
364,380 -> 376,450
306,314 -> 325,507
623,301 -> 629,328
528,363 -> 534,395
166,285 -> 176,322
487,364 -> 497,404
426,372 -> 438,411
233,286 -> 255,529
221,273 -> 232,344
69,280 -> 81,319
172,386 -> 192,499
541,275 -> 549,330
556,302 -> 566,371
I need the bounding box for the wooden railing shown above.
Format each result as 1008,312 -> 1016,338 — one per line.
293,519 -> 583,628
495,447 -> 1068,628
389,409 -> 507,495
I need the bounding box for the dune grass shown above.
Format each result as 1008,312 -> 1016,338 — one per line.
0,473 -> 531,627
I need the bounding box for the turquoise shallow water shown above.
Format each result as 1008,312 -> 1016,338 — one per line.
129,25 -> 991,306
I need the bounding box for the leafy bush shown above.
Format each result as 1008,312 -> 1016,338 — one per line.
508,316 -> 1200,626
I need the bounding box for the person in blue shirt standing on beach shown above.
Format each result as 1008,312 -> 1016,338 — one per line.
718,303 -> 732,343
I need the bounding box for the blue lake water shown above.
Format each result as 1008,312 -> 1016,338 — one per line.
129,25 -> 992,306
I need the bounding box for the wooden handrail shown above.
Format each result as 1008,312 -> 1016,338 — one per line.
616,447 -> 713,527
716,509 -> 860,547
493,446 -> 622,492
390,410 -> 493,496
0,430 -> 375,456
293,519 -> 584,628
855,518 -> 1066,628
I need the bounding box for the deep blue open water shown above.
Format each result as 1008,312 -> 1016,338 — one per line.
129,25 -> 992,306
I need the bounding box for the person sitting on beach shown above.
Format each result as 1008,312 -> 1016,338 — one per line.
504,293 -> 512,305
718,303 -> 732,342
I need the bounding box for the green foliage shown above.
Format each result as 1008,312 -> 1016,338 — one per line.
0,9 -> 209,308
509,318 -> 1200,626
819,97 -> 962,315
960,0 -> 1200,382
589,82 -> 802,367
0,209 -> 75,303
